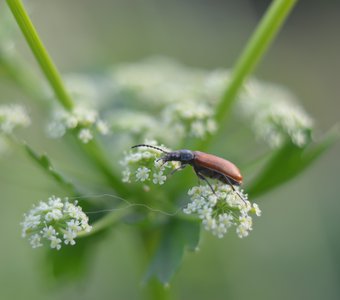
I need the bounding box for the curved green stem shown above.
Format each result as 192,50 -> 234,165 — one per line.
5,0 -> 132,196
6,0 -> 74,111
198,0 -> 298,151
216,0 -> 297,122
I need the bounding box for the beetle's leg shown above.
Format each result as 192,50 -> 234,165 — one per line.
155,156 -> 167,167
169,163 -> 188,176
222,175 -> 246,203
194,169 -> 216,194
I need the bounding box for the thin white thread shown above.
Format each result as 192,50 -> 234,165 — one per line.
68,193 -> 184,217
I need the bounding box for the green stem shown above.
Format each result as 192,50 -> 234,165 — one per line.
198,0 -> 297,151
6,0 -> 74,111
145,280 -> 171,300
216,0 -> 297,122
6,0 -> 131,196
79,140 -> 132,196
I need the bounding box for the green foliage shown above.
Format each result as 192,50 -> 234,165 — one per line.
46,230 -> 107,282
25,144 -> 77,194
248,126 -> 339,197
144,218 -> 200,284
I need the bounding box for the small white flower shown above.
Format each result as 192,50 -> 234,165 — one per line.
190,121 -> 206,138
239,215 -> 253,231
122,169 -> 131,183
152,171 -> 167,185
218,213 -> 234,228
29,234 -> 43,249
0,104 -> 31,134
135,167 -> 150,182
96,120 -> 109,135
213,224 -> 227,239
73,106 -> 98,126
50,236 -> 62,250
42,225 -> 57,239
46,121 -> 66,138
78,128 -> 93,143
81,223 -> 93,233
64,202 -> 82,219
48,196 -> 64,209
252,203 -> 262,216
45,209 -> 63,221
63,230 -> 77,245
203,216 -> 217,231
65,115 -> 78,128
66,219 -> 81,232
198,205 -> 212,219
21,214 -> 41,233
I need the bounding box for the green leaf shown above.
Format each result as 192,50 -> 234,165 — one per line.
45,230 -> 107,283
144,218 -> 200,285
24,144 -> 77,194
247,126 -> 339,198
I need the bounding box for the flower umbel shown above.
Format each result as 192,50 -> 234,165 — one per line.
120,140 -> 179,186
0,104 -> 31,134
184,184 -> 261,238
21,196 -> 92,250
47,104 -> 109,143
238,80 -> 313,148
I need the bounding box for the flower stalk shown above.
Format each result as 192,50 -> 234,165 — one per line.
5,0 -> 131,197
6,0 -> 74,111
199,0 -> 298,151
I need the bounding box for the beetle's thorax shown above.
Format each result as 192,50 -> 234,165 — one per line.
162,149 -> 195,163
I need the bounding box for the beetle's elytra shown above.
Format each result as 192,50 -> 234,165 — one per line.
131,144 -> 244,198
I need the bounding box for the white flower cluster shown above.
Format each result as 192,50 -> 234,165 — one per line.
41,57 -> 313,150
184,184 -> 261,238
0,104 -> 31,134
161,101 -> 217,139
120,140 -> 178,187
108,58 -> 219,142
238,80 -> 314,148
21,196 -> 92,250
109,57 -> 208,106
47,105 -> 109,143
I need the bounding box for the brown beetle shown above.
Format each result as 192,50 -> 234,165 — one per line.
131,144 -> 244,200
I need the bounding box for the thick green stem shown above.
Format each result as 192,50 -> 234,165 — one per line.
216,0 -> 297,122
6,0 -> 130,196
6,0 -> 74,111
199,0 -> 297,151
145,280 -> 171,300
79,140 -> 132,196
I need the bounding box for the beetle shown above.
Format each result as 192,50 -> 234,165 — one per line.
131,144 -> 245,201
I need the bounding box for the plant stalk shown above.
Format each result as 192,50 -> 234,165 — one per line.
199,0 -> 298,151
6,0 -> 74,111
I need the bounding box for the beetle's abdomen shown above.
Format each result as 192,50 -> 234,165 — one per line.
193,151 -> 243,184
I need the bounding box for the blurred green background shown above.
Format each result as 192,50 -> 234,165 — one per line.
1,1 -> 339,299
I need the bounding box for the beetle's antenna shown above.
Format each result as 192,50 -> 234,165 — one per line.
131,144 -> 169,154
